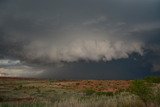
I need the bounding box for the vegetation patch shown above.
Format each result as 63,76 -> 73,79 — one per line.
83,89 -> 96,96
0,77 -> 160,107
96,92 -> 113,96
144,76 -> 160,83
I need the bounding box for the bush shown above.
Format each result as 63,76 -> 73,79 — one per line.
129,80 -> 152,107
14,84 -> 23,90
152,87 -> 160,105
144,76 -> 160,83
0,96 -> 9,102
83,89 -> 96,96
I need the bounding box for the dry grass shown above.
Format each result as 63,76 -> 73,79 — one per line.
0,77 -> 159,107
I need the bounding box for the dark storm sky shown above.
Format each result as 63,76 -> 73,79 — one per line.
0,0 -> 160,79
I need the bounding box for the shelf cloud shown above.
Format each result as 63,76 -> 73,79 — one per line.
0,0 -> 160,78
25,39 -> 144,62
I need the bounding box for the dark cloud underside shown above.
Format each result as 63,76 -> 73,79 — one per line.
0,0 -> 160,79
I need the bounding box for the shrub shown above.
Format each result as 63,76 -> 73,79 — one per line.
14,84 -> 23,90
152,87 -> 160,105
83,89 -> 96,96
144,76 -> 160,83
0,96 -> 9,102
129,80 -> 152,107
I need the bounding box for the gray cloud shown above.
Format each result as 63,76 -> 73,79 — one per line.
152,64 -> 160,72
24,39 -> 144,62
0,59 -> 44,77
82,16 -> 107,26
0,59 -> 20,66
0,65 -> 44,77
0,0 -> 160,78
0,1 -> 159,62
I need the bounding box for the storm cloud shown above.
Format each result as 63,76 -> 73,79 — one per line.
0,0 -> 160,78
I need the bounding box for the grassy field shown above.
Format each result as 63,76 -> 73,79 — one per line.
0,77 -> 160,107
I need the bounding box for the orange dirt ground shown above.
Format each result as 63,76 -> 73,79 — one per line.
0,77 -> 132,93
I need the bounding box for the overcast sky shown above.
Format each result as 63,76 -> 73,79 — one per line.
0,0 -> 160,79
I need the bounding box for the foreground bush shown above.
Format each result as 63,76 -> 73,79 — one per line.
144,76 -> 160,83
83,89 -> 96,96
129,80 -> 152,107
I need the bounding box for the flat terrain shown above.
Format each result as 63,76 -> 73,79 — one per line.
0,77 -> 159,107
0,77 -> 131,103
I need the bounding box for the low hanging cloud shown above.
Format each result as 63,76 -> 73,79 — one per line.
0,59 -> 44,77
24,39 -> 144,62
0,64 -> 44,77
0,59 -> 20,66
0,0 -> 159,64
0,0 -> 159,79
